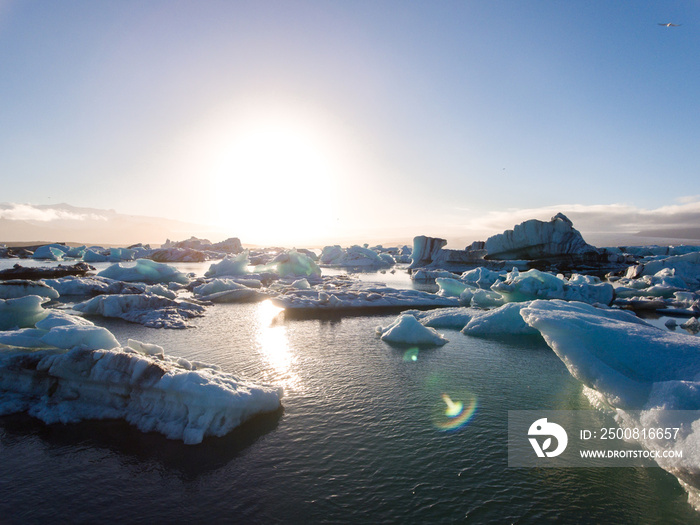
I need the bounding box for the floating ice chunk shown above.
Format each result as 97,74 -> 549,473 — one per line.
73,294 -> 205,329
83,248 -> 109,262
272,280 -> 458,311
462,302 -> 540,337
205,251 -> 250,277
0,280 -> 59,300
108,247 -> 135,262
436,277 -> 470,298
291,278 -> 311,290
193,279 -> 266,303
0,328 -> 51,349
193,279 -> 246,297
470,289 -> 505,308
681,317 -> 700,334
144,284 -> 178,300
0,345 -> 283,444
411,269 -> 460,282
98,259 -> 190,285
403,307 -> 481,329
520,299 -> 700,505
35,310 -> 95,330
627,252 -> 700,288
0,296 -> 49,330
272,250 -> 322,277
32,244 -> 68,261
491,268 -> 614,305
149,247 -> 207,263
42,276 -> 143,297
127,338 -> 164,357
485,213 -> 598,260
460,267 -> 503,289
41,325 -> 120,350
320,245 -> 393,268
520,300 -> 692,410
377,314 -> 448,346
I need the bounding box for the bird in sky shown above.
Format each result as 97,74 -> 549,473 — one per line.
658,22 -> 682,27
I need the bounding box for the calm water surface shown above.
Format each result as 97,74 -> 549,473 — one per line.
0,262 -> 698,523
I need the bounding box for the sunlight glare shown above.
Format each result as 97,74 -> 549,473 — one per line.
211,115 -> 338,246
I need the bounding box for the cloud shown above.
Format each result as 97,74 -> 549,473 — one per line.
459,202 -> 700,237
0,203 -> 107,222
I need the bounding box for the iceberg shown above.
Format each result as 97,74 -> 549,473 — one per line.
520,300 -> 700,507
32,244 -> 70,261
485,213 -> 598,260
271,279 -> 458,312
205,251 -> 251,277
149,248 -> 208,263
98,259 -> 190,285
0,295 -> 49,330
462,302 -> 540,337
491,268 -> 614,305
0,280 -> 59,300
271,250 -> 322,277
0,323 -> 282,444
320,245 -> 393,268
377,314 -> 448,346
403,307 -> 480,329
626,252 -> 700,289
73,294 -> 206,329
193,279 -> 266,303
42,276 -> 146,297
520,300 -> 697,410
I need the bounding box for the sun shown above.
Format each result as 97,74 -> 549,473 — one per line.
209,116 -> 338,246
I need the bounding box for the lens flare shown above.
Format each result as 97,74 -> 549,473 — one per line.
432,392 -> 477,431
403,347 -> 419,362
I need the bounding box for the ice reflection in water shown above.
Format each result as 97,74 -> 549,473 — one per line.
254,300 -> 302,391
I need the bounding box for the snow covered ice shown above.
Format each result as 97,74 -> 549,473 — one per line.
73,294 -> 206,329
376,314 -> 448,346
0,305 -> 283,444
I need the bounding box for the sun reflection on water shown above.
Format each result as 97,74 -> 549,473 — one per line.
254,300 -> 303,391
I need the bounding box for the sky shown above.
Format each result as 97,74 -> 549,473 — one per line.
1,0 -> 699,247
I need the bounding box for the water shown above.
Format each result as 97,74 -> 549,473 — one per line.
1,263 -> 699,523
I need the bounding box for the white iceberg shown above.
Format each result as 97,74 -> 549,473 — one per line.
320,245 -> 393,268
98,259 -> 190,285
73,294 -> 206,329
377,314 -> 448,346
403,307 -> 481,329
491,268 -> 614,305
0,295 -> 49,330
0,335 -> 282,445
0,280 -> 59,300
205,251 -> 251,277
462,302 -> 540,337
485,213 -> 598,260
271,279 -> 458,311
520,299 -> 700,507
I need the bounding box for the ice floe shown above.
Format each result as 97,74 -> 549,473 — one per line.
520,299 -> 700,507
0,280 -> 59,300
320,245 -> 394,268
98,259 -> 190,285
73,294 -> 206,329
271,279 -> 458,311
0,308 -> 282,444
0,296 -> 50,330
376,314 -> 448,346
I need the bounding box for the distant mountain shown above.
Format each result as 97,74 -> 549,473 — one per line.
0,203 -> 228,246
634,227 -> 700,241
